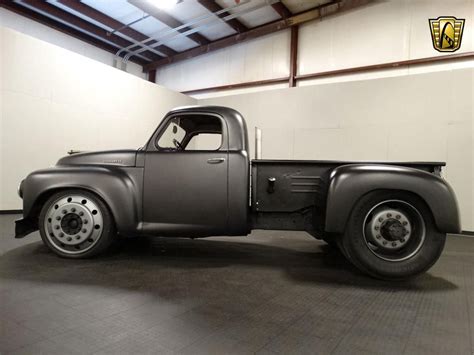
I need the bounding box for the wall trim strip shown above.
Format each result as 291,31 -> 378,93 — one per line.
182,77 -> 290,94
182,51 -> 474,95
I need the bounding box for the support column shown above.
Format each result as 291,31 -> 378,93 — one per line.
148,69 -> 156,83
289,26 -> 299,87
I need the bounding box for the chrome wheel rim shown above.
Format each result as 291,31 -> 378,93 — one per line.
44,195 -> 103,255
362,200 -> 426,262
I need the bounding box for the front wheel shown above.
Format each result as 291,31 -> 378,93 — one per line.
341,191 -> 446,279
39,190 -> 116,258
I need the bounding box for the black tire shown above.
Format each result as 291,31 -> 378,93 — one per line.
39,189 -> 116,258
341,190 -> 446,280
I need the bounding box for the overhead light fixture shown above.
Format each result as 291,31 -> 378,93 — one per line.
149,0 -> 179,10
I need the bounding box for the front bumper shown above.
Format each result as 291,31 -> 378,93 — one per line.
15,218 -> 37,239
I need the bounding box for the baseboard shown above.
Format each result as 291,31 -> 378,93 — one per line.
461,230 -> 474,236
0,209 -> 22,215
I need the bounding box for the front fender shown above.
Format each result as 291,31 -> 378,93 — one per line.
21,166 -> 143,235
325,164 -> 461,234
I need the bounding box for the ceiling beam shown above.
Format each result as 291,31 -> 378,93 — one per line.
0,1 -> 148,66
128,0 -> 210,46
57,0 -> 177,57
197,0 -> 248,33
144,0 -> 371,71
271,1 -> 292,19
17,0 -> 158,62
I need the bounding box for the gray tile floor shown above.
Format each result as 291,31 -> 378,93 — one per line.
1,213 -> 474,354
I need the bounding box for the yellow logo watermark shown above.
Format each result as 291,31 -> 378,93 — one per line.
429,16 -> 465,52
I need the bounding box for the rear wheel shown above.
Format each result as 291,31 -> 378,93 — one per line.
39,190 -> 115,258
341,191 -> 446,279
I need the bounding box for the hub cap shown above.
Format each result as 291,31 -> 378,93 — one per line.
44,195 -> 103,254
363,200 -> 425,262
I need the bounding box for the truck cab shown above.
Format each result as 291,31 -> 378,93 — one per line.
139,106 -> 250,237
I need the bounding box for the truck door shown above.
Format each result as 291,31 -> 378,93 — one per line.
142,113 -> 228,236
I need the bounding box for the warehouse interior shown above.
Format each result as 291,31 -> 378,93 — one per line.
1,0 -> 473,354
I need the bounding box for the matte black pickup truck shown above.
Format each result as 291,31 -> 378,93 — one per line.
16,106 -> 461,279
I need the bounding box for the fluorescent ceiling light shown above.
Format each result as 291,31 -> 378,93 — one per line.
149,0 -> 179,10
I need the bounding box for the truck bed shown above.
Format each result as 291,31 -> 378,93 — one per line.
252,159 -> 444,210
250,159 -> 445,234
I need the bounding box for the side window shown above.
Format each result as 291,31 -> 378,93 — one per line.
186,133 -> 222,151
156,114 -> 223,151
157,118 -> 186,149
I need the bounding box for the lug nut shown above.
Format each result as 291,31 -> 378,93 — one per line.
71,208 -> 76,212
383,241 -> 387,245
396,215 -> 401,219
82,229 -> 87,233
67,237 -> 72,241
56,216 -> 61,221
374,226 -> 379,230
400,238 -> 405,243
392,242 -> 397,247
59,232 -> 64,238
79,212 -> 84,216
387,213 -> 392,218
376,235 -> 381,239
402,221 -> 408,226
378,217 -> 384,222
62,210 -> 67,214
76,236 -> 81,240
55,225 -> 60,230
83,220 -> 88,224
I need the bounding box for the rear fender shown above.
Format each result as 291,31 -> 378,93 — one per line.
325,164 -> 461,234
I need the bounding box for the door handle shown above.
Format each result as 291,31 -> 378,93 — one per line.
207,157 -> 226,164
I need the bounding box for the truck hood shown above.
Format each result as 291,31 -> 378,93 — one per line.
57,149 -> 138,167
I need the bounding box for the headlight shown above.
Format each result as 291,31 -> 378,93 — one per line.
17,180 -> 24,198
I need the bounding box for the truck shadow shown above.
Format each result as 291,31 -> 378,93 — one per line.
0,234 -> 458,294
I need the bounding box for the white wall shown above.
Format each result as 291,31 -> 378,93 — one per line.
200,68 -> 474,231
298,0 -> 473,75
155,0 -> 474,98
0,8 -> 145,79
0,27 -> 196,210
156,29 -> 291,93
